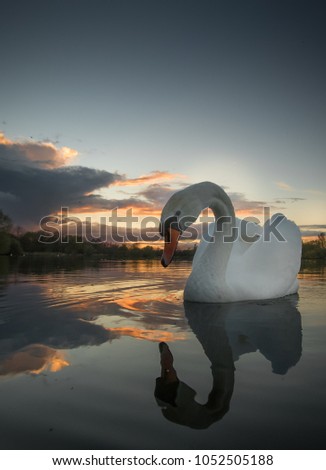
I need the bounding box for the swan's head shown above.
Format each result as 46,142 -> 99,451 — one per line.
160,186 -> 203,267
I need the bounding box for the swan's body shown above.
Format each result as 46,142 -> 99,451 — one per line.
160,182 -> 302,303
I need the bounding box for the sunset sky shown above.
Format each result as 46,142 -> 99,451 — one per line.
0,0 -> 325,239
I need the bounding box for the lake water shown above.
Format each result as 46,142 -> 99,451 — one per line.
0,256 -> 325,450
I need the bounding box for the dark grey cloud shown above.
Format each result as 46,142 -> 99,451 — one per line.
80,194 -> 153,211
300,225 -> 326,229
0,137 -> 186,227
0,140 -> 125,226
137,184 -> 179,206
0,134 -> 77,169
299,225 -> 326,237
1,134 -> 291,230
138,184 -> 270,215
228,191 -> 268,214
275,197 -> 306,204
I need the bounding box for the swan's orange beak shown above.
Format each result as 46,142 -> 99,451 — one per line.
161,228 -> 180,267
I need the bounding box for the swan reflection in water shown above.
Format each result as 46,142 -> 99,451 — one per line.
155,296 -> 302,429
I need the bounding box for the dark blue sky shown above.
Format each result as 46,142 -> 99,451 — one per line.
0,0 -> 325,226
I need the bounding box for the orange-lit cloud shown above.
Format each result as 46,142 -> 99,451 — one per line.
0,131 -> 78,169
0,132 -> 123,226
1,132 -> 187,226
113,170 -> 185,186
0,132 -> 12,145
1,131 -> 297,230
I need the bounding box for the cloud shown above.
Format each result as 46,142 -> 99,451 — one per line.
275,181 -> 295,192
0,133 -> 191,226
274,182 -> 323,199
274,197 -> 305,207
71,195 -> 154,213
137,183 -> 180,206
299,225 -> 326,229
136,184 -> 272,217
227,191 -> 268,215
282,197 -> 305,203
0,133 -> 124,225
0,132 -> 78,169
0,132 -> 292,230
136,184 -> 269,215
113,170 -> 185,186
299,224 -> 326,237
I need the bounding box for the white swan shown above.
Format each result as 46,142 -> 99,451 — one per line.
160,182 -> 302,303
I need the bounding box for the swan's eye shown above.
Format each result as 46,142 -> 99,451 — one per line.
160,215 -> 181,238
159,222 -> 173,239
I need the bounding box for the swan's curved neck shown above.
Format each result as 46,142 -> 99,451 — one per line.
193,182 -> 235,222
183,183 -> 235,301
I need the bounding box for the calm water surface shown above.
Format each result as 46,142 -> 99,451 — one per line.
0,256 -> 325,449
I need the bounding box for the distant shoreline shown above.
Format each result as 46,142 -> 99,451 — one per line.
1,227 -> 326,261
1,250 -> 326,262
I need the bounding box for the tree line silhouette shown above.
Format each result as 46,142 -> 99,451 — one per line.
0,209 -> 325,260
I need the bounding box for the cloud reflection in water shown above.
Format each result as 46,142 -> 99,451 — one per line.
0,260 -> 189,377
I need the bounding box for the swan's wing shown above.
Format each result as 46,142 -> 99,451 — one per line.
193,218 -> 263,265
238,217 -> 263,238
192,222 -> 215,267
228,214 -> 301,299
232,218 -> 263,256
